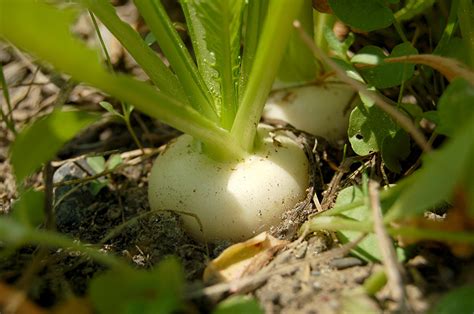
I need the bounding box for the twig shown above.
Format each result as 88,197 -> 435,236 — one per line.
43,161 -> 55,230
369,180 -> 409,312
37,147 -> 163,191
385,54 -> 474,84
186,234 -> 367,300
294,21 -> 432,153
320,157 -> 357,210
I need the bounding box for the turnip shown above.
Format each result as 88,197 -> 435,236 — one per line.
149,125 -> 308,242
263,9 -> 357,143
1,0 -> 310,242
264,81 -> 356,142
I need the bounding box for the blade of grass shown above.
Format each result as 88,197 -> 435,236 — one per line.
80,0 -> 187,102
0,62 -> 16,134
134,0 -> 218,122
231,0 -> 305,152
88,11 -> 113,71
180,0 -> 245,130
433,0 -> 459,55
0,0 -> 244,159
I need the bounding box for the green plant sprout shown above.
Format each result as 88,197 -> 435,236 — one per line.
1,0 -> 310,242
89,9 -> 145,153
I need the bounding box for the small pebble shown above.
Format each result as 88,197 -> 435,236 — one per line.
265,290 -> 280,304
311,270 -> 321,276
294,241 -> 308,259
53,159 -> 94,184
291,281 -> 301,293
330,257 -> 364,269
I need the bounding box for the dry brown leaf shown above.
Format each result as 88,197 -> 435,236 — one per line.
0,283 -> 93,314
385,54 -> 474,84
0,282 -> 47,314
203,232 -> 288,285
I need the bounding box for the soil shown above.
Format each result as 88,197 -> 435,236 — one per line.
1,2 -> 473,314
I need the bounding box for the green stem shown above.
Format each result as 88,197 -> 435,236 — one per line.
89,11 -> 113,71
1,0 -> 246,160
134,0 -> 218,122
239,0 -> 268,102
89,10 -> 145,153
0,62 -> 16,134
304,216 -> 474,244
124,113 -> 145,153
433,0 -> 460,55
363,270 -> 387,296
393,19 -> 408,43
313,11 -> 334,57
458,0 -> 474,67
106,75 -> 245,160
82,0 -> 187,102
231,0 -> 305,152
392,226 -> 474,244
305,216 -> 371,233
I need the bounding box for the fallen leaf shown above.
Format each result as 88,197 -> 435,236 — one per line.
0,282 -> 47,314
203,232 -> 288,284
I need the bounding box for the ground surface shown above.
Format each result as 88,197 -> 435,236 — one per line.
1,2 -> 473,313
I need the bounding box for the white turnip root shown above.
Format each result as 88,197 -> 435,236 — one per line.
148,124 -> 309,242
263,81 -> 357,143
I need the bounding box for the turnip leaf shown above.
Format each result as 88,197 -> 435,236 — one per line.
277,0 -> 316,83
435,78 -> 474,136
353,42 -> 418,89
328,0 -> 394,32
231,0 -> 305,151
348,93 -> 411,173
381,129 -> 410,173
0,0 -> 244,159
348,94 -> 400,156
180,0 -> 245,129
134,0 -> 218,121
